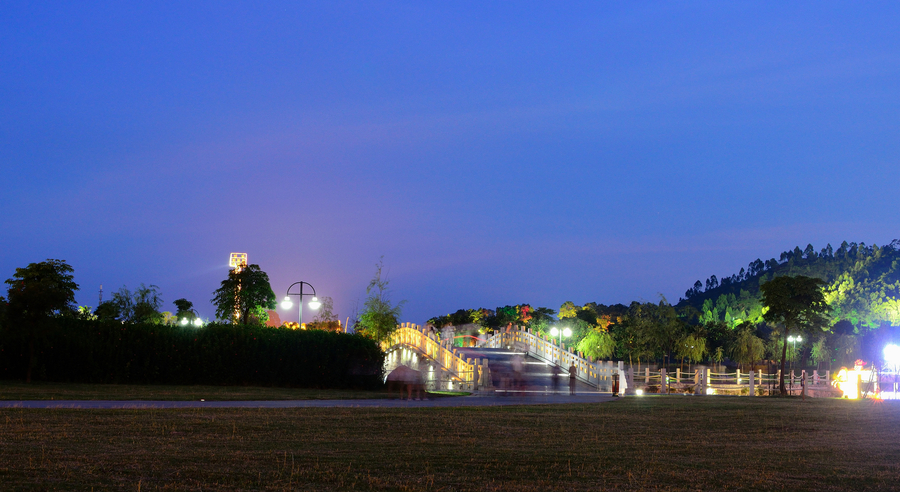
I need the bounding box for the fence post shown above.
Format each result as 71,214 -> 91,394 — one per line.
749,370 -> 755,397
676,368 -> 681,383
737,368 -> 741,385
645,367 -> 650,384
660,368 -> 667,394
802,370 -> 807,399
699,368 -> 707,395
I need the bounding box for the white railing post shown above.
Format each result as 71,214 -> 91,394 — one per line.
660,368 -> 667,394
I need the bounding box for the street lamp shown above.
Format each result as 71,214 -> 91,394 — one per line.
281,281 -> 321,326
179,309 -> 203,327
549,326 -> 572,347
788,335 -> 802,372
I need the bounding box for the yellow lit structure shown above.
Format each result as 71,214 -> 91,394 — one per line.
832,360 -> 879,399
229,253 -> 248,272
229,253 -> 247,321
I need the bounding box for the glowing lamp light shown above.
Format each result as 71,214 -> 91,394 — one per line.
550,328 -> 559,337
635,388 -> 644,396
281,296 -> 293,310
180,318 -> 189,326
563,328 -> 572,337
308,297 -> 321,310
833,360 -> 878,399
193,318 -> 203,327
884,344 -> 900,369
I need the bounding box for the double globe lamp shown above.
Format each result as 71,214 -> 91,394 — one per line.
280,281 -> 321,326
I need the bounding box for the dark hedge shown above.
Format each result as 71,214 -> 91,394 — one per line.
0,319 -> 385,389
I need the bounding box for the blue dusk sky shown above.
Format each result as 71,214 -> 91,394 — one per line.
2,2 -> 899,324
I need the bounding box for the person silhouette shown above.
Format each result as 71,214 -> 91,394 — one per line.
568,363 -> 577,395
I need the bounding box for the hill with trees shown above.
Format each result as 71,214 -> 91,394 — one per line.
430,240 -> 900,372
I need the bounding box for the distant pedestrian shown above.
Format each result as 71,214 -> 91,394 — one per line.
568,363 -> 577,395
551,365 -> 560,393
512,354 -> 524,392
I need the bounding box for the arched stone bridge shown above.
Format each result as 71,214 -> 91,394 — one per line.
383,323 -> 623,394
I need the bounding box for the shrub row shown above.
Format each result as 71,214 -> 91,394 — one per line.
0,319 -> 385,389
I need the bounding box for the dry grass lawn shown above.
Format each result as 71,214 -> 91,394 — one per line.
1,396 -> 898,491
0,381 -> 391,401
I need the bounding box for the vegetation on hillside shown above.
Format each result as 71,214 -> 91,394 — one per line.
431,240 -> 900,371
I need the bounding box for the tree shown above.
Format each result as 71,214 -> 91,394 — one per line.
809,336 -> 829,370
558,301 -> 578,319
173,298 -> 194,318
312,296 -> 337,323
173,298 -> 198,325
761,275 -> 830,395
94,301 -> 121,321
576,328 -> 616,360
307,296 -> 343,332
211,264 -> 276,325
109,284 -> 164,324
356,258 -> 405,342
677,328 -> 707,372
4,259 -> 79,382
728,322 -> 765,371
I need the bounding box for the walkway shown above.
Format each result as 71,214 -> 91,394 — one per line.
0,394 -> 615,409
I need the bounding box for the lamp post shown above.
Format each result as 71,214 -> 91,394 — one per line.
788,335 -> 802,372
179,309 -> 203,327
281,281 -> 321,327
549,326 -> 572,365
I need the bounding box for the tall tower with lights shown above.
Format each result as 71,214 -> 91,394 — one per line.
229,253 -> 248,322
229,253 -> 248,273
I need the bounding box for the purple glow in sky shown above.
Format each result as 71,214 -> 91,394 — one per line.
2,2 -> 899,323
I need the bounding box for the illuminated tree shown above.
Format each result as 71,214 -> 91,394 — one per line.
576,328 -> 616,360
761,275 -> 829,395
4,259 -> 79,382
558,301 -> 578,319
211,264 -> 276,325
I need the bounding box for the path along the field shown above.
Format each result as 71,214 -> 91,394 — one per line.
0,392 -> 614,409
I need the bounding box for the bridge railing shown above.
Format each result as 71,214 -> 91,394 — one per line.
383,323 -> 491,391
480,326 -> 620,390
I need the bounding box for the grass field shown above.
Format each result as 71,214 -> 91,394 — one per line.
1,396 -> 898,490
0,381 -> 394,401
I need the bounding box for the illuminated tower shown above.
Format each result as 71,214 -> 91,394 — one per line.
229,253 -> 248,273
229,253 -> 248,322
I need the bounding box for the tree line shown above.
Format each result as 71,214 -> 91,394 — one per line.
0,259 -> 382,386
430,240 -> 900,387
